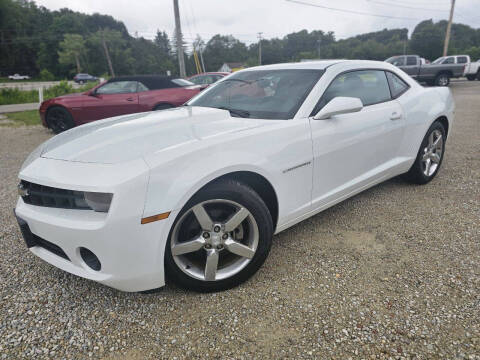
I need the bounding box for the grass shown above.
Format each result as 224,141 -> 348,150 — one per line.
0,81 -> 98,105
0,110 -> 41,127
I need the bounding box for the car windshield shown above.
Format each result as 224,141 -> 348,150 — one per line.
187,69 -> 323,119
432,57 -> 445,64
172,78 -> 195,87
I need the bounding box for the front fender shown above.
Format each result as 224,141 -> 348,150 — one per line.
142,149 -> 277,219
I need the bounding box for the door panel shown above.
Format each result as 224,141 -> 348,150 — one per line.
81,93 -> 139,123
309,100 -> 404,209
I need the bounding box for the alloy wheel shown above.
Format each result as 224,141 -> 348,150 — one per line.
170,199 -> 259,282
421,129 -> 443,176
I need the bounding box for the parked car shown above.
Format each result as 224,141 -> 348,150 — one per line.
73,73 -> 98,84
187,72 -> 229,86
453,55 -> 480,80
39,75 -> 201,133
15,60 -> 454,292
385,54 -> 465,86
8,73 -> 30,80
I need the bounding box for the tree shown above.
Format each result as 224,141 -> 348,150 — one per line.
203,35 -> 248,72
154,30 -> 172,56
410,20 -> 447,61
58,34 -> 86,73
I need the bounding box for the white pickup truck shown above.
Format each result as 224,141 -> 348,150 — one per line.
432,55 -> 480,81
8,73 -> 31,80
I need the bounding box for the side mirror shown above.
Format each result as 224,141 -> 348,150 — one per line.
88,89 -> 98,97
313,97 -> 363,120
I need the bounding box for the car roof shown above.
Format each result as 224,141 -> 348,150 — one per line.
240,60 -> 404,72
243,60 -> 345,71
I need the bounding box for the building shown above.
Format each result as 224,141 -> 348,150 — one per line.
218,62 -> 245,72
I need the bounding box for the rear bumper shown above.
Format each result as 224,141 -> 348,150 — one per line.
14,157 -> 173,292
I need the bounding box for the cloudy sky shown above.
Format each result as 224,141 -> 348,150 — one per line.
35,0 -> 479,45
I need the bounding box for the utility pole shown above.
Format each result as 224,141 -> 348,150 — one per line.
443,0 -> 456,57
173,0 -> 186,77
317,37 -> 321,59
257,32 -> 263,65
101,29 -> 115,77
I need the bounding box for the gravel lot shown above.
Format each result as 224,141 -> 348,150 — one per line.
0,82 -> 479,359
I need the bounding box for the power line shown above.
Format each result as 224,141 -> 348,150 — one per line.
285,0 -> 422,20
365,0 -> 449,12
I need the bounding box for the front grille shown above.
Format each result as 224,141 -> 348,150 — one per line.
20,180 -> 89,210
15,213 -> 70,261
33,235 -> 70,261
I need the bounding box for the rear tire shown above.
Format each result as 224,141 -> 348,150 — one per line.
164,179 -> 273,292
434,73 -> 450,86
402,121 -> 446,185
46,106 -> 75,134
466,74 -> 476,81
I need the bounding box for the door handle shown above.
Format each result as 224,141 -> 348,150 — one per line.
390,112 -> 402,120
126,98 -> 134,102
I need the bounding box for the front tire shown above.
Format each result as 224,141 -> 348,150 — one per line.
402,121 -> 446,184
165,179 -> 273,292
435,73 -> 450,86
466,74 -> 476,81
46,106 -> 75,134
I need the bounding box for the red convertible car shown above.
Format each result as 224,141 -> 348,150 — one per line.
40,75 -> 201,133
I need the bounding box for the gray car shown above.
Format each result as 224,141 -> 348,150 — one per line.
386,55 -> 465,86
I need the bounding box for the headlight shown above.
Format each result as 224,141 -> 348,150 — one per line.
83,192 -> 113,212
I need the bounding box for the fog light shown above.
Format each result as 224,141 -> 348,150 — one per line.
80,247 -> 101,271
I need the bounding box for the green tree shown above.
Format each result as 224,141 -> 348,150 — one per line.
58,34 -> 86,73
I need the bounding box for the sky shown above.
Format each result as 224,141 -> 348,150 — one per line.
35,0 -> 480,45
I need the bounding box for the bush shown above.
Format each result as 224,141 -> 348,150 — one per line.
44,80 -> 74,98
0,88 -> 37,105
0,80 -> 99,105
39,69 -> 55,81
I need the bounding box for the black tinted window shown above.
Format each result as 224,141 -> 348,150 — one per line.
406,56 -> 417,65
314,70 -> 391,113
386,72 -> 409,98
457,56 -> 468,64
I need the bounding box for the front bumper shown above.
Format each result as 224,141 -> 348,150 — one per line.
14,157 -> 174,292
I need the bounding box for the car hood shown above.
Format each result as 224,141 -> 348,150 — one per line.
40,107 -> 267,164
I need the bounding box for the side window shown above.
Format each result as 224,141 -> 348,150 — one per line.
386,72 -> 409,98
137,82 -> 149,92
457,56 -> 468,64
442,57 -> 454,64
406,56 -> 417,66
313,70 -> 391,113
96,81 -> 138,94
392,57 -> 405,66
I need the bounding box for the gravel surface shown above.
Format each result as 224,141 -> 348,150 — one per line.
1,82 -> 479,359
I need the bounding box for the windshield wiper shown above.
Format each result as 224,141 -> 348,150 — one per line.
216,106 -> 250,118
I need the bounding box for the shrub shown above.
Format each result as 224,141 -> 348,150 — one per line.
39,69 -> 55,81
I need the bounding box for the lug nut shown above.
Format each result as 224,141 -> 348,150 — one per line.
222,233 -> 228,240
216,244 -> 223,250
202,232 -> 210,239
214,225 -> 221,233
204,244 -> 212,249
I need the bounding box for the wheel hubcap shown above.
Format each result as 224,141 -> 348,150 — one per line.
171,199 -> 259,281
439,76 -> 448,86
421,129 -> 443,177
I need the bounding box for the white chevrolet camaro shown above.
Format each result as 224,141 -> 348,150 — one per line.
14,60 -> 454,292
